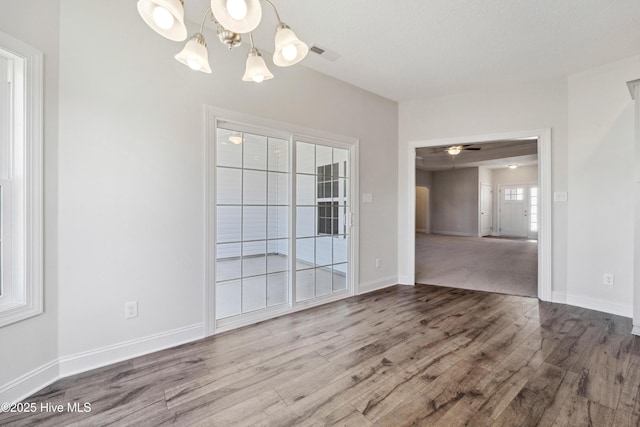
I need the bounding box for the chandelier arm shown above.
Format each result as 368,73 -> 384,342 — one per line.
199,7 -> 213,33
260,0 -> 283,24
249,32 -> 256,48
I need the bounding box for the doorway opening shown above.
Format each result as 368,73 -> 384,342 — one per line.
408,129 -> 551,300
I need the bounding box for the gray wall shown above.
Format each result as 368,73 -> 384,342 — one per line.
416,169 -> 433,187
431,167 -> 479,235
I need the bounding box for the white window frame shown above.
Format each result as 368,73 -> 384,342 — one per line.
0,31 -> 43,327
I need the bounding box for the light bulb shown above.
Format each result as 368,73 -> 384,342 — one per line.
187,58 -> 202,71
152,6 -> 175,30
226,0 -> 248,20
282,44 -> 298,61
252,74 -> 265,83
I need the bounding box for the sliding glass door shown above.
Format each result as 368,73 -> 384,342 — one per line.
215,126 -> 291,319
213,122 -> 354,329
295,141 -> 350,302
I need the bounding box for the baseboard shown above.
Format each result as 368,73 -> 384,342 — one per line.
431,230 -> 477,237
358,276 -> 398,295
58,323 -> 205,378
552,292 -> 632,318
397,275 -> 412,285
0,359 -> 59,405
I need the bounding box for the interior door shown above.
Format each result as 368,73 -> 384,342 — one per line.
415,186 -> 429,233
480,184 -> 492,236
499,185 -> 528,237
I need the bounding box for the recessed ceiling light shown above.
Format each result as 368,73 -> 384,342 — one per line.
508,164 -> 518,169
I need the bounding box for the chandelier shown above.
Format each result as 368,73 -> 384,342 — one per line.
137,0 -> 309,82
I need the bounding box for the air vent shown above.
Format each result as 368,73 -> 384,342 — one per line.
308,44 -> 340,62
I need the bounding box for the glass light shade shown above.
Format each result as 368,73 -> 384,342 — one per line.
273,25 -> 309,67
211,0 -> 262,34
175,34 -> 212,74
137,0 -> 187,41
227,0 -> 248,19
153,7 -> 174,29
242,49 -> 274,82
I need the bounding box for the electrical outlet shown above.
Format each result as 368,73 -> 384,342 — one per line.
603,274 -> 615,286
125,301 -> 138,319
375,258 -> 381,269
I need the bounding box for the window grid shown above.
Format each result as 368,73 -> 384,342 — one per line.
295,141 -> 349,303
215,129 -> 291,318
530,187 -> 538,232
504,187 -> 524,201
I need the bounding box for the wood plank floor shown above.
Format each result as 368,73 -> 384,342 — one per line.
2,284 -> 640,426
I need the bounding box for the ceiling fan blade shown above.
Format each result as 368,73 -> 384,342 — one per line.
463,147 -> 481,151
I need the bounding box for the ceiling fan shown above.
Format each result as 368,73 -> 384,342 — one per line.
440,145 -> 482,155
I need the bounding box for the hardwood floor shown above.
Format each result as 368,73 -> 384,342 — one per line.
2,284 -> 639,426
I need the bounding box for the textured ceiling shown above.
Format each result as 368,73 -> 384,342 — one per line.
186,0 -> 640,101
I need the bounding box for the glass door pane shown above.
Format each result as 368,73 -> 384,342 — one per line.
215,127 -> 290,320
295,141 -> 350,303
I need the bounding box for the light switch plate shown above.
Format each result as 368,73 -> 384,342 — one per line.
553,192 -> 568,202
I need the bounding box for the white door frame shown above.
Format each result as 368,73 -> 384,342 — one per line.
626,80 -> 640,335
479,183 -> 492,237
405,129 -> 552,301
527,183 -> 539,240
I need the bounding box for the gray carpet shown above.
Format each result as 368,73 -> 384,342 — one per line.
415,233 -> 538,297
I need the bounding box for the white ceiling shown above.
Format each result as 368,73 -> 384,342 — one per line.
186,0 -> 640,102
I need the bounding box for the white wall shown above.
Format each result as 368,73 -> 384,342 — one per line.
398,78 -> 569,288
0,0 -> 398,400
0,0 -> 60,400
430,167 -> 479,236
566,55 -> 640,316
478,167 -> 493,186
400,57 -> 640,318
56,0 -> 397,359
